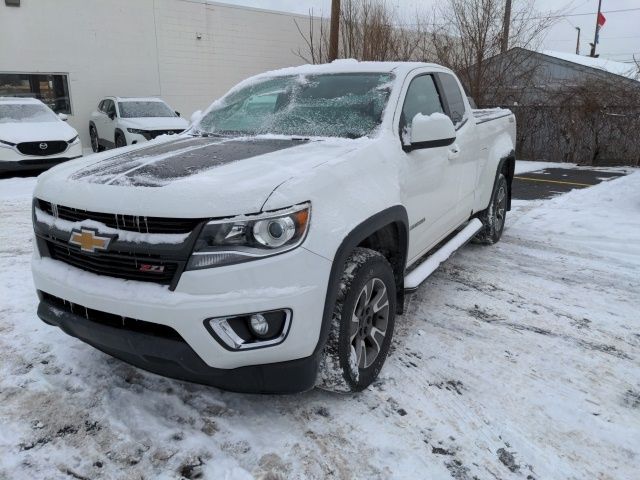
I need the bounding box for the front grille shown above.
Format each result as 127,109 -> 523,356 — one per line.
47,240 -> 179,284
17,140 -> 68,156
41,291 -> 182,340
148,129 -> 184,139
37,199 -> 203,234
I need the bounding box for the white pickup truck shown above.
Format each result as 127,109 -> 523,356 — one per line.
31,61 -> 516,393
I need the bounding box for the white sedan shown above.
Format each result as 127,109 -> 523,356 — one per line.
0,97 -> 82,174
89,97 -> 189,151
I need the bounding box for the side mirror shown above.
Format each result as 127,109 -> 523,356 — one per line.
403,113 -> 456,152
175,110 -> 181,117
190,110 -> 203,124
57,113 -> 68,121
108,111 -> 116,120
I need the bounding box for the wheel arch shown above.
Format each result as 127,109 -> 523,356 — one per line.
314,205 -> 409,356
114,128 -> 125,143
498,150 -> 515,211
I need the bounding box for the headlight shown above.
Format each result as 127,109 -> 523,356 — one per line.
0,139 -> 16,148
67,135 -> 79,144
186,202 -> 311,270
127,128 -> 151,139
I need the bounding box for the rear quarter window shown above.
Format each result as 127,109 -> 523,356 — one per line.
437,73 -> 466,125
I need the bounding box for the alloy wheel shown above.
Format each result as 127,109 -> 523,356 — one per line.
350,278 -> 390,369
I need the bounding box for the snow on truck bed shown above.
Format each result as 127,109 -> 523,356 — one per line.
1,166 -> 639,479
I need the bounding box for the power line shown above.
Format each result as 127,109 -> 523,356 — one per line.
542,7 -> 640,19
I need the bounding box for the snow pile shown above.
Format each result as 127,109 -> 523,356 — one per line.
1,169 -> 639,479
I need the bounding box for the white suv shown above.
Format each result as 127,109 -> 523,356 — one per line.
0,97 -> 82,174
89,97 -> 189,151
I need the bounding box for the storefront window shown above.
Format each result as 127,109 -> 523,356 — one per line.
0,73 -> 71,114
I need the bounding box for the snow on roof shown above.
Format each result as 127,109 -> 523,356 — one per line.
541,50 -> 639,80
0,97 -> 45,105
257,59 -> 442,78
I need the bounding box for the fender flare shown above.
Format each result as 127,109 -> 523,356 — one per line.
487,150 -> 515,212
312,205 -> 409,356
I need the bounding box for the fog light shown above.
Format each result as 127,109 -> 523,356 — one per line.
249,313 -> 269,337
205,309 -> 291,351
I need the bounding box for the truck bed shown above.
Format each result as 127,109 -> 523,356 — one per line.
472,108 -> 513,124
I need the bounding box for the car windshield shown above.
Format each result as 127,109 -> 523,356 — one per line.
118,101 -> 176,118
197,73 -> 395,138
0,103 -> 59,123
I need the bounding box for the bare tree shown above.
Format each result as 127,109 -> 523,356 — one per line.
426,0 -> 557,106
294,0 -> 426,64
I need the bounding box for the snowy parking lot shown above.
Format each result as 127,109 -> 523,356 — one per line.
1,164 -> 639,479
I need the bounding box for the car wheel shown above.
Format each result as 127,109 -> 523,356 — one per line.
475,172 -> 508,244
89,126 -> 103,152
317,247 -> 396,393
115,133 -> 126,148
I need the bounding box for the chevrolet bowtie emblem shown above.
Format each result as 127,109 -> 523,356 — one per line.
68,228 -> 116,253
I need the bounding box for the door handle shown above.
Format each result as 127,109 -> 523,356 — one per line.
448,144 -> 460,160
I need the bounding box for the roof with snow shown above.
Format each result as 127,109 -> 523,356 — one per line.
540,50 -> 638,81
0,97 -> 45,105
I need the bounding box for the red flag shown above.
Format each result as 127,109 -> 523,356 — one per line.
597,12 -> 606,27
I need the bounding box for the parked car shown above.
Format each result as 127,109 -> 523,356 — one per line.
32,61 -> 516,393
89,96 -> 189,151
0,97 -> 82,174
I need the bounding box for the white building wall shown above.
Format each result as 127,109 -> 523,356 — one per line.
0,0 -> 314,147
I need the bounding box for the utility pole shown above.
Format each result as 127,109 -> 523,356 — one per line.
329,0 -> 340,62
575,27 -> 581,55
589,0 -> 603,57
501,0 -> 512,53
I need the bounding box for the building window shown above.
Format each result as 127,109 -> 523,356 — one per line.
0,73 -> 71,114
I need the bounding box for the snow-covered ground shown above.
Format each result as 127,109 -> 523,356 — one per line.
1,167 -> 639,479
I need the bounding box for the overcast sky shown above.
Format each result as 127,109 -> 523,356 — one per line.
218,0 -> 640,63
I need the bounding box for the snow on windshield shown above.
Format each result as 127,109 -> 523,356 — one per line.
198,73 -> 395,139
118,101 -> 176,119
0,104 -> 59,123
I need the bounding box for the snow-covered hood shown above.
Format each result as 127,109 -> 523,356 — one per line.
120,116 -> 189,131
0,121 -> 78,144
34,135 -> 368,218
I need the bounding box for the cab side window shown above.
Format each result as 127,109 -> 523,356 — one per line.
400,75 -> 444,135
436,73 -> 466,125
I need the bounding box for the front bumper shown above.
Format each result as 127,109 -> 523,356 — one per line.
37,295 -> 320,393
32,244 -> 332,391
0,142 -> 82,172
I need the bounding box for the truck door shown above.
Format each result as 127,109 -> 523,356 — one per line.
398,73 -> 462,263
435,73 -> 478,220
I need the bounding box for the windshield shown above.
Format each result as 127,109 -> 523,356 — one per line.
0,103 -> 59,123
118,101 -> 176,118
197,73 -> 395,138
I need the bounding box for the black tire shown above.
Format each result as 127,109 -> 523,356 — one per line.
475,173 -> 508,244
115,132 -> 127,148
89,126 -> 104,152
317,247 -> 396,392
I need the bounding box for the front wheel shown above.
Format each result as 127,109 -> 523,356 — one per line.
475,173 -> 508,244
317,247 -> 396,393
115,133 -> 127,148
89,126 -> 103,152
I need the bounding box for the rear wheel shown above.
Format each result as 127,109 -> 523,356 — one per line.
475,173 -> 508,244
317,247 -> 396,392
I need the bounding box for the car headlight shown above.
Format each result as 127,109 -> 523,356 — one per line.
186,202 -> 311,270
0,139 -> 16,148
127,128 -> 151,139
67,135 -> 79,144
